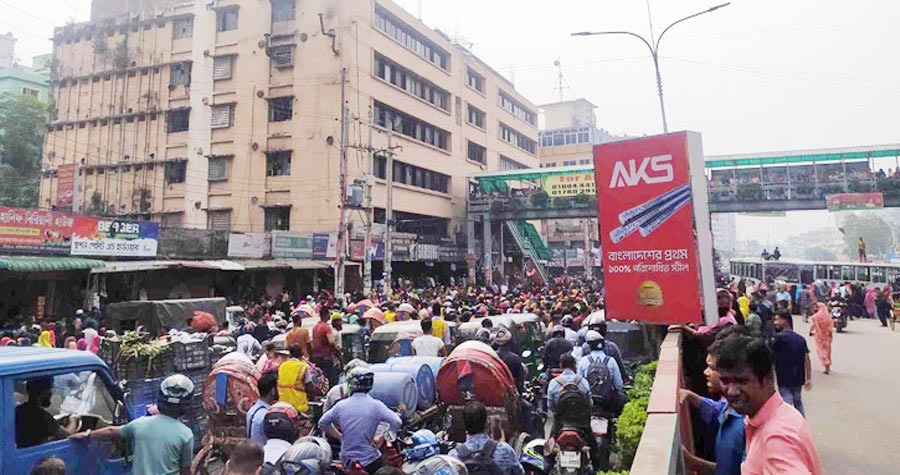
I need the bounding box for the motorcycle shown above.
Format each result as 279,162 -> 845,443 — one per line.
549,426 -> 593,475
829,301 -> 847,333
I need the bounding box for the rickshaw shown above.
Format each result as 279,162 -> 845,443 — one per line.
339,323 -> 368,363
436,341 -> 522,445
457,316 -> 517,344
369,321 -> 425,362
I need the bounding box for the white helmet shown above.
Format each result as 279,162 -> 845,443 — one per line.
159,374 -> 195,405
413,455 -> 469,475
279,436 -> 332,475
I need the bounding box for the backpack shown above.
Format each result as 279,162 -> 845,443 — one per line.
554,375 -> 591,425
585,354 -> 616,404
306,362 -> 330,397
456,440 -> 504,475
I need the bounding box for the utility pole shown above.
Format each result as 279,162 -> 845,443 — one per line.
363,109 -> 374,295
582,219 -> 591,278
383,132 -> 395,297
335,68 -> 348,299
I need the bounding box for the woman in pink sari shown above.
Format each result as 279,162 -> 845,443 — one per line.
809,302 -> 834,374
864,288 -> 877,319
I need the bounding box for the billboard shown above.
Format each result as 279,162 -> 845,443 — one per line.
826,192 -> 883,212
271,232 -> 313,258
56,164 -> 76,209
228,233 -> 269,258
0,206 -> 76,255
594,132 -> 716,325
70,218 -> 159,257
541,171 -> 596,197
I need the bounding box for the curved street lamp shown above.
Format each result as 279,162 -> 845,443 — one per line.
573,2 -> 731,133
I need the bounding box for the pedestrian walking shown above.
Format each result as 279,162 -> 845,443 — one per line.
864,287 -> 877,319
808,302 -> 833,375
771,312 -> 811,416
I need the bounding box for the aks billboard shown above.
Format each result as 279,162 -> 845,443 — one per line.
70,218 -> 159,257
594,132 -> 716,325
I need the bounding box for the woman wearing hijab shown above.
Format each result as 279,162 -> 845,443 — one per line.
809,302 -> 834,374
37,331 -> 54,348
864,287 -> 877,320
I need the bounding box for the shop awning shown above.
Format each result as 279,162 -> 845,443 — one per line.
91,261 -> 175,274
0,256 -> 106,272
234,259 -> 332,270
283,259 -> 331,270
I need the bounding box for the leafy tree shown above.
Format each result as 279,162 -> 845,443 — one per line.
0,93 -> 46,207
803,246 -> 837,262
841,213 -> 894,259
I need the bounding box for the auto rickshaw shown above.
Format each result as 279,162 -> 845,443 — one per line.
369,321 -> 425,362
505,313 -> 545,379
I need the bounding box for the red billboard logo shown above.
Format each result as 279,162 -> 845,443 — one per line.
609,154 -> 674,188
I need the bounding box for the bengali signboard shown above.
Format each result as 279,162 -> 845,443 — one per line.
594,132 -> 716,325
312,233 -> 338,259
71,218 -> 159,257
228,232 -> 269,258
271,231 -> 313,259
56,164 -> 76,209
0,206 -> 76,255
541,171 -> 597,197
826,193 -> 884,212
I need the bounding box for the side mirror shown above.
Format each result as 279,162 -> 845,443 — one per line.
521,350 -> 532,359
537,363 -> 545,371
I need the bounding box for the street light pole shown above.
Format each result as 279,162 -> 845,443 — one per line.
572,2 -> 730,133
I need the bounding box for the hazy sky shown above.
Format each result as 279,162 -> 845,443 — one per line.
4,0 -> 899,244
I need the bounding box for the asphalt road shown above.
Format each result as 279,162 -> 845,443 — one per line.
794,317 -> 900,474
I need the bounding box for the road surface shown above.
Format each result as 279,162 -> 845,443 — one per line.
794,317 -> 900,474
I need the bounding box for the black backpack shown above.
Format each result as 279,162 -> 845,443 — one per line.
456,440 -> 504,475
585,353 -> 616,404
554,375 -> 591,425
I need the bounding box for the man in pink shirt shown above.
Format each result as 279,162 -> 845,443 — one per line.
711,334 -> 823,475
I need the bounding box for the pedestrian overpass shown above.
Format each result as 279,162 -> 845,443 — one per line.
466,144 -> 900,285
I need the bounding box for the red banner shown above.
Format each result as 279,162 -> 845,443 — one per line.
825,192 -> 883,211
0,206 -> 76,255
56,164 -> 76,209
594,133 -> 709,324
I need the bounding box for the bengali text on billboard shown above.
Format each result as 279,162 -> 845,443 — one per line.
70,218 -> 159,257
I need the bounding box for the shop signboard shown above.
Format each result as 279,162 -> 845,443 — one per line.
56,164 -> 76,209
541,171 -> 596,197
228,232 -> 269,258
594,132 -> 716,325
71,218 -> 159,257
312,234 -> 330,258
350,240 -> 383,261
0,206 -> 76,255
414,243 -> 440,261
271,231 -> 313,258
826,192 -> 883,212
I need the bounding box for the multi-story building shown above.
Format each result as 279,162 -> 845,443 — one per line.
0,33 -> 50,101
710,212 -> 737,255
40,0 -> 539,248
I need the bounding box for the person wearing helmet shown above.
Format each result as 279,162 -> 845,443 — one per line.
577,331 -> 624,411
262,402 -> 301,465
560,315 -> 578,344
403,429 -> 441,472
518,439 -> 547,475
492,327 -> 524,393
412,455 -> 469,475
580,320 -> 626,381
323,359 -> 369,412
279,436 -> 333,475
542,325 -> 573,371
70,374 -> 195,475
317,368 -> 402,473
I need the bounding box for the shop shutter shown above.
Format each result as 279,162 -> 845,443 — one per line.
213,55 -> 233,80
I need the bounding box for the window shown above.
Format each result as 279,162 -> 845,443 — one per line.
499,122 -> 536,154
213,55 -> 233,80
500,156 -> 527,171
265,207 -> 290,231
499,91 -> 537,126
271,0 -> 295,23
373,53 -> 450,111
269,44 -> 293,68
266,150 -> 292,176
540,127 -> 593,148
562,160 -> 577,166
21,87 -> 39,98
374,101 -> 450,151
268,96 -> 293,122
207,210 -> 231,231
208,155 -> 229,181
467,68 -> 485,93
15,372 -> 120,449
467,105 -> 485,128
211,104 -> 234,129
172,17 -> 193,39
170,62 -> 191,87
374,156 -> 449,193
579,159 -> 592,165
166,109 -> 190,132
161,213 -> 183,228
216,7 -> 239,32
467,141 -> 486,165
165,161 -> 186,183
374,6 -> 449,70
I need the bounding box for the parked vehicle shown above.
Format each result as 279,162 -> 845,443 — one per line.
104,298 -> 227,336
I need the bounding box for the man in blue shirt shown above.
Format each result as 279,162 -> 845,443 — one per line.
680,351 -> 745,475
771,311 -> 811,416
576,331 -> 624,396
547,354 -> 592,412
317,368 -> 402,474
448,401 -> 524,475
246,372 -> 278,446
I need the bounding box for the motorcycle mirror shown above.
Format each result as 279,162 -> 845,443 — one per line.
537,363 -> 545,371
521,350 -> 532,358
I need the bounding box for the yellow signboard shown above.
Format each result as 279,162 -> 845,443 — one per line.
541,172 -> 597,197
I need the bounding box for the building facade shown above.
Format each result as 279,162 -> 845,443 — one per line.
40,0 -> 539,246
0,33 -> 50,101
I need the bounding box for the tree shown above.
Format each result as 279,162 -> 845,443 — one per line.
803,246 -> 837,262
0,93 -> 47,207
841,213 -> 894,260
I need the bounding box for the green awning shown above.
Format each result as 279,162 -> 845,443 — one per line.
0,257 -> 107,272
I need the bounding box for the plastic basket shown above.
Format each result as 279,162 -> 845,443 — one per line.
97,338 -> 121,367
172,339 -> 212,371
115,349 -> 173,382
124,377 -> 165,418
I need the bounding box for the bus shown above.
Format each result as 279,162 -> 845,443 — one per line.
729,257 -> 900,287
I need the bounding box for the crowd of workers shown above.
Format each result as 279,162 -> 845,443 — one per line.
8,271 -> 844,475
